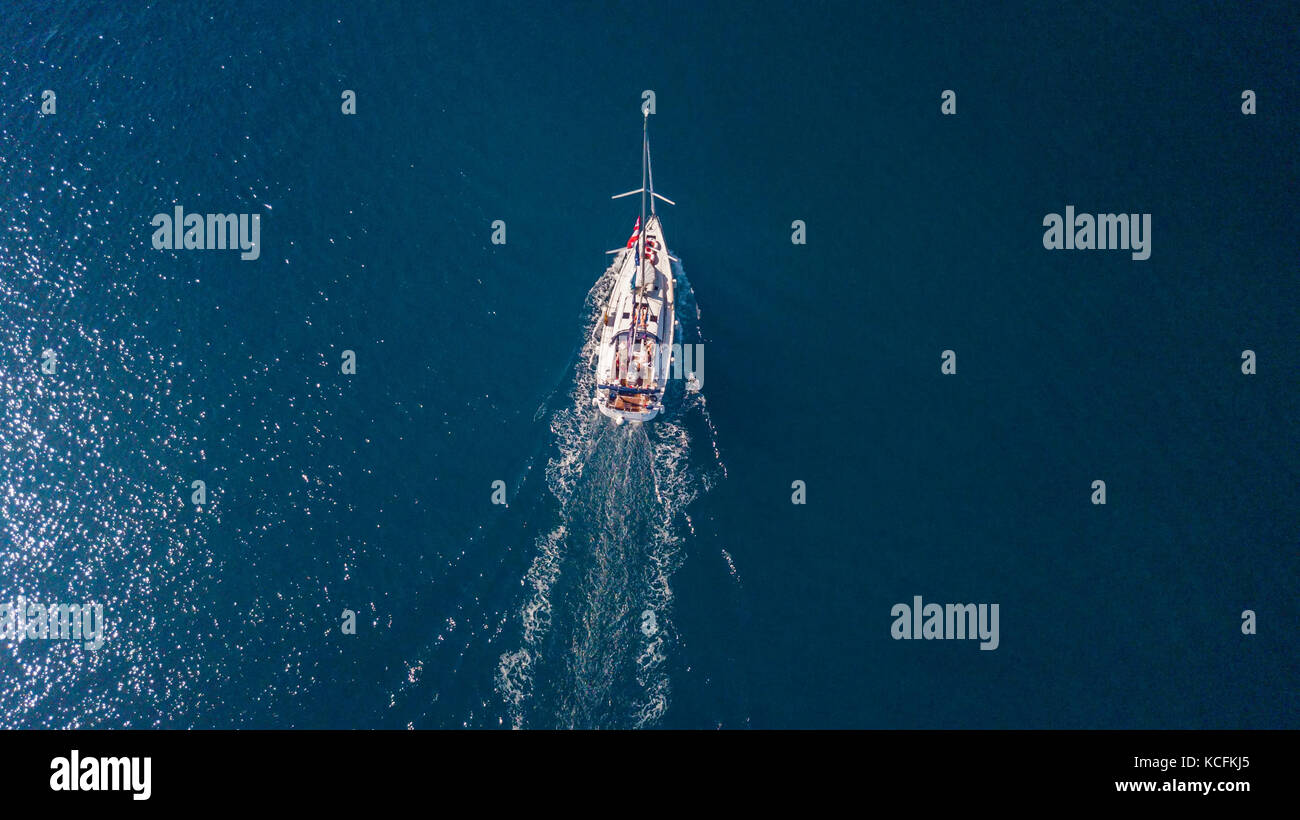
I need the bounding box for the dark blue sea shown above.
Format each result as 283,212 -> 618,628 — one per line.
0,1 -> 1295,728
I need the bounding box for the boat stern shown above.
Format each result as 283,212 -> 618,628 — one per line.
594,388 -> 662,424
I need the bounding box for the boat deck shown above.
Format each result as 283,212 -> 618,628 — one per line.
595,215 -> 675,421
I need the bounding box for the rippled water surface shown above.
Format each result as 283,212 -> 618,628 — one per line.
1,3 -> 1295,728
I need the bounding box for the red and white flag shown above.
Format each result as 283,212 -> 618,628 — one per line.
625,216 -> 641,248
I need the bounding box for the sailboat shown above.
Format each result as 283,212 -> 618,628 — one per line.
593,113 -> 676,425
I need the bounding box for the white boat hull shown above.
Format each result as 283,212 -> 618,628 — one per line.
594,215 -> 675,423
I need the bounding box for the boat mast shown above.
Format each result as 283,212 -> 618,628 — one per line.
635,112 -> 648,293
641,113 -> 649,225
603,109 -> 676,407
646,128 -> 657,216
628,113 -> 650,383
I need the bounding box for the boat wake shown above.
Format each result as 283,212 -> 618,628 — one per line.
495,255 -> 728,728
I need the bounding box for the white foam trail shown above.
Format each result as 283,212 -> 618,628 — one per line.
496,253 -> 732,728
